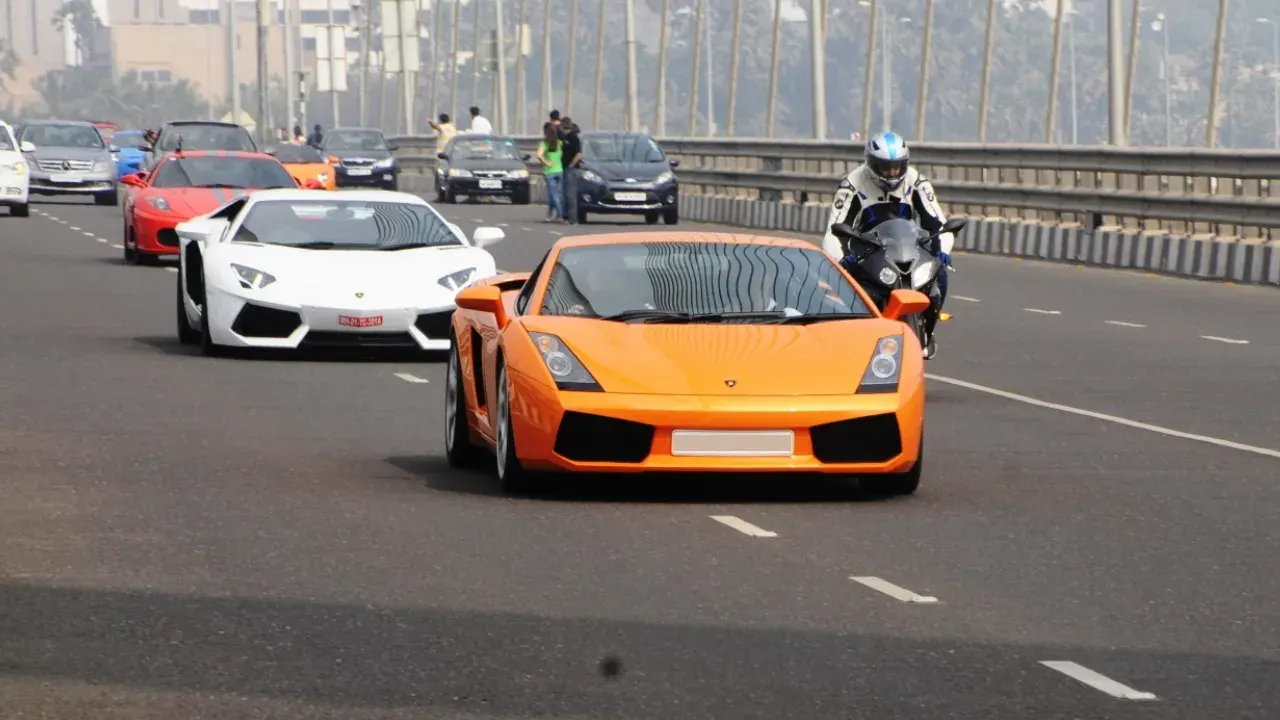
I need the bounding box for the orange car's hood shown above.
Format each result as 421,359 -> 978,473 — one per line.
522,316 -> 911,396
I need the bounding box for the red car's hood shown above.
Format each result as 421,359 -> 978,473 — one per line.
150,187 -> 262,217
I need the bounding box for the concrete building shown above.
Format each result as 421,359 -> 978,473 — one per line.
2,0 -> 71,109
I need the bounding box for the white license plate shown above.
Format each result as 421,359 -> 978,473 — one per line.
614,191 -> 646,202
478,179 -> 503,189
49,173 -> 80,183
346,168 -> 372,176
670,430 -> 795,457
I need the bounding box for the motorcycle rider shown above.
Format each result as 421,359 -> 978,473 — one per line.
821,131 -> 953,307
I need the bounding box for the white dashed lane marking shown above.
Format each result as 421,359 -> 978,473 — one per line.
393,372 -> 430,384
164,267 -> 178,273
1105,320 -> 1146,328
850,576 -> 938,603
1040,661 -> 1158,701
1200,335 -> 1249,345
69,226 -> 80,231
709,516 -> 777,538
1024,308 -> 1061,315
111,243 -> 123,249
951,295 -> 981,302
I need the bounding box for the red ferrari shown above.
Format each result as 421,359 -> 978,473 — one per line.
119,150 -> 315,265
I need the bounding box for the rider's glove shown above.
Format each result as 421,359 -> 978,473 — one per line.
939,252 -> 952,268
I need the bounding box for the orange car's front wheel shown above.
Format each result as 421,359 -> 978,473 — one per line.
494,359 -> 547,496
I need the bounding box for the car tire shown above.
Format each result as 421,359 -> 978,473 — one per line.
512,187 -> 531,205
436,184 -> 446,203
123,228 -> 138,263
95,190 -> 119,207
445,187 -> 457,204
444,336 -> 486,469
176,270 -> 199,345
494,359 -> 545,496
663,207 -> 679,225
863,438 -> 922,496
10,203 -> 29,217
644,213 -> 659,225
384,178 -> 399,192
198,275 -> 226,358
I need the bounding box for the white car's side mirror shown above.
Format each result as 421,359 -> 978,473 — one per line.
19,141 -> 36,153
472,226 -> 505,248
177,217 -> 230,245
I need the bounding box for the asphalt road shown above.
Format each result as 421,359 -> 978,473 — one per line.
1,195 -> 1277,719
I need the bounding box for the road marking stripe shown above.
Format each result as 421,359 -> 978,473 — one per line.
164,267 -> 178,273
69,226 -> 80,231
1201,335 -> 1249,345
1105,320 -> 1146,328
850,576 -> 938,603
951,295 -> 981,302
709,515 -> 777,538
393,372 -> 430,384
110,243 -> 123,249
95,237 -> 107,243
1040,661 -> 1158,700
82,231 -> 95,237
927,374 -> 1280,459
1024,308 -> 1061,315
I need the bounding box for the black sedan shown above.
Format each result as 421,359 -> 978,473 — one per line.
321,127 -> 400,190
434,135 -> 531,204
573,132 -> 679,225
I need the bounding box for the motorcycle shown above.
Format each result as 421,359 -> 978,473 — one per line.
829,208 -> 966,359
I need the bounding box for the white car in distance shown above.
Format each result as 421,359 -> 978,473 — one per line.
0,122 -> 30,217
176,189 -> 505,355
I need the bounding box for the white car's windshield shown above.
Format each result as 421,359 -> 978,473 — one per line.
540,242 -> 871,321
0,128 -> 14,151
21,124 -> 105,149
231,200 -> 463,250
324,130 -> 389,152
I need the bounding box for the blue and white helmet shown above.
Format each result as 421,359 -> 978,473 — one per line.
865,131 -> 910,191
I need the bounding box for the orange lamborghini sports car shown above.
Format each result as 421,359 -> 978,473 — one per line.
269,143 -> 338,190
443,232 -> 934,496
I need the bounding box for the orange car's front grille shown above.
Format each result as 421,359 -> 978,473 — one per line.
554,411 -> 655,463
810,413 -> 902,463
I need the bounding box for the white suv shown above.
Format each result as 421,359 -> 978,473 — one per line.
0,122 -> 30,217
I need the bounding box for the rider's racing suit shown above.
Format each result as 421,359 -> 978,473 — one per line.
820,164 -> 954,305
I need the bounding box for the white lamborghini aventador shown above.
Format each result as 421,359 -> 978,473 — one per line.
175,189 -> 505,355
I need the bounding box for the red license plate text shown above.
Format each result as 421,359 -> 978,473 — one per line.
339,315 -> 384,328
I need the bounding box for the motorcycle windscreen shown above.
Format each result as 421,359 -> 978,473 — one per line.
872,218 -> 925,272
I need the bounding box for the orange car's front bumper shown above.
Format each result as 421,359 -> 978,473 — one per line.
507,368 -> 924,474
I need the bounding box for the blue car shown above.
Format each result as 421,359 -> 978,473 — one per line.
111,130 -> 150,179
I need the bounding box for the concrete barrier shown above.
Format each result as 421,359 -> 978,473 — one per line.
401,175 -> 1280,288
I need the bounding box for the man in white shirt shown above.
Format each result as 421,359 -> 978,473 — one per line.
466,106 -> 493,135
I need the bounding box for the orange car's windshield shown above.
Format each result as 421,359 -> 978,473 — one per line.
540,242 -> 871,321
273,144 -> 326,163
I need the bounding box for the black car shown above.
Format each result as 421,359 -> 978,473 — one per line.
320,127 -> 400,190
144,121 -> 258,171
573,131 -> 679,225
434,134 -> 531,204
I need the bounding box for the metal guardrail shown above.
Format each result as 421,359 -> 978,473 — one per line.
390,135 -> 1280,238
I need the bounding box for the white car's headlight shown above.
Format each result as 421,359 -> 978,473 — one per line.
0,161 -> 26,175
654,171 -> 674,184
877,266 -> 898,285
911,259 -> 937,289
448,168 -> 472,178
508,168 -> 529,179
438,267 -> 477,292
529,332 -> 601,391
231,263 -> 277,290
859,335 -> 903,392
145,195 -> 172,212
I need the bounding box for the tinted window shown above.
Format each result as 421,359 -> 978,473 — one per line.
149,157 -> 297,189
272,144 -> 326,163
540,243 -> 870,320
158,125 -> 256,152
323,130 -> 389,151
113,133 -> 149,149
231,200 -> 462,249
450,138 -> 521,160
580,135 -> 665,163
21,124 -> 105,149
0,128 -> 13,151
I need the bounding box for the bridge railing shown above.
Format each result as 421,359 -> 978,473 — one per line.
390,135 -> 1280,240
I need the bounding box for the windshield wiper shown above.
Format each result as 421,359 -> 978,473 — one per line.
194,183 -> 245,189
289,241 -> 338,249
379,243 -> 461,250
652,310 -> 870,325
598,309 -> 694,323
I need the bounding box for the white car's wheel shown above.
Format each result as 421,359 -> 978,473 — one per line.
198,275 -> 226,357
176,270 -> 199,345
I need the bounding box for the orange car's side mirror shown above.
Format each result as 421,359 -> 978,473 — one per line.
455,284 -> 508,328
882,289 -> 931,321
329,155 -> 340,164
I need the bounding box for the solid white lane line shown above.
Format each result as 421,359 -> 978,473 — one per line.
1024,308 -> 1061,315
1105,320 -> 1147,328
393,372 -> 430,384
927,374 -> 1280,460
709,516 -> 778,538
164,267 -> 179,273
951,295 -> 981,302
850,576 -> 938,603
1040,661 -> 1158,700
1201,335 -> 1249,345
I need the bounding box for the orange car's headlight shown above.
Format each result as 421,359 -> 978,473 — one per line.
858,335 -> 903,394
529,332 -> 602,392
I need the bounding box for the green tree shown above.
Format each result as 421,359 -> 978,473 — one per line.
52,0 -> 104,64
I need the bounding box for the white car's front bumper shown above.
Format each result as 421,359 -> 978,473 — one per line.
201,284 -> 455,351
0,171 -> 29,205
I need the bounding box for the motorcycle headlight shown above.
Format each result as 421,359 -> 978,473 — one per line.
529,332 -> 602,392
373,157 -> 396,169
581,170 -> 602,183
448,168 -> 472,177
438,267 -> 477,292
508,168 -> 529,179
877,267 -> 898,285
144,195 -> 172,212
0,161 -> 25,174
231,263 -> 276,290
859,335 -> 904,393
654,171 -> 675,185
911,259 -> 937,289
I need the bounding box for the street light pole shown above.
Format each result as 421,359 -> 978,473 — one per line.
1106,0 -> 1127,145
1156,13 -> 1171,147
1260,18 -> 1280,149
1204,0 -> 1228,148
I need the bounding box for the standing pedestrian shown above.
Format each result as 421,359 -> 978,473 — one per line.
537,122 -> 565,222
293,125 -> 306,144
560,116 -> 583,224
428,113 -> 457,155
466,106 -> 493,135
306,124 -> 324,148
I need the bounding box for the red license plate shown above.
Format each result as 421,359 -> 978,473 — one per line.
339,315 -> 383,328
